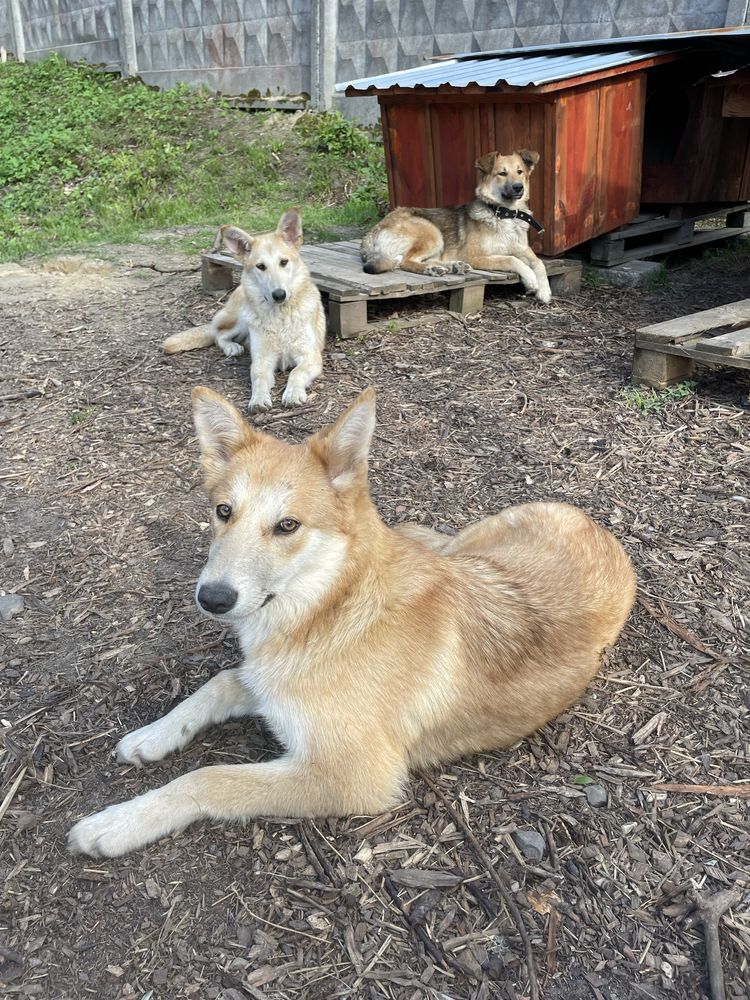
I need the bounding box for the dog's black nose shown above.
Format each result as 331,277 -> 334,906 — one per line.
272,288 -> 287,303
197,583 -> 238,615
511,182 -> 524,195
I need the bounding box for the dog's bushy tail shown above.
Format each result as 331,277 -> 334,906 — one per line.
360,231 -> 398,275
162,324 -> 216,355
362,253 -> 397,275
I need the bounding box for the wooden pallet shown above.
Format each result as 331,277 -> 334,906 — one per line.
633,299 -> 750,387
201,239 -> 582,338
589,203 -> 750,266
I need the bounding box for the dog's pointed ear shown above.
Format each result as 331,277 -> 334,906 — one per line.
192,387 -> 257,483
518,149 -> 540,173
220,225 -> 253,257
309,388 -> 376,491
277,208 -> 303,247
475,152 -> 498,176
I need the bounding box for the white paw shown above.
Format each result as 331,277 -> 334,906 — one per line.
452,261 -> 473,274
536,285 -> 552,305
425,264 -> 449,277
281,385 -> 307,408
523,274 -> 540,294
68,787 -> 198,857
249,393 -> 272,412
221,341 -> 244,357
68,797 -> 156,857
116,718 -> 187,765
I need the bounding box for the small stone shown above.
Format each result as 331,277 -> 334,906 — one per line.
591,259 -> 663,288
0,594 -> 24,622
652,850 -> 673,874
673,832 -> 691,849
511,829 -> 546,861
584,783 -> 608,808
3,537 -> 14,557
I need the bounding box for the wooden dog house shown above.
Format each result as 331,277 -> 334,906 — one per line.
341,51 -> 677,256
339,29 -> 750,256
642,63 -> 750,204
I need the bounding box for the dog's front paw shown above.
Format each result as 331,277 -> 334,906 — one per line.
221,342 -> 244,357
116,718 -> 185,765
68,786 -> 199,857
424,264 -> 449,277
281,385 -> 307,408
68,799 -> 154,857
452,261 -> 473,274
522,274 -> 540,295
249,393 -> 272,413
536,285 -> 552,305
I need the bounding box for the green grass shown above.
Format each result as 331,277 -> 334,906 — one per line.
618,380 -> 696,414
0,55 -> 388,260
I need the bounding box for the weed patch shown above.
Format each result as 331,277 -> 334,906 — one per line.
618,380 -> 696,414
0,57 -> 387,260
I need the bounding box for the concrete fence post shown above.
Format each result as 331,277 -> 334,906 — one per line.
118,0 -> 138,76
725,0 -> 750,25
9,0 -> 26,62
310,0 -> 337,110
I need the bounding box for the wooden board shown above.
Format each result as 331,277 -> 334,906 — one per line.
637,299 -> 750,345
589,204 -> 750,266
200,241 -> 582,338
633,298 -> 750,386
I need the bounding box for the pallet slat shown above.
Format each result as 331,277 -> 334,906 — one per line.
636,299 -> 750,345
590,201 -> 750,266
633,297 -> 750,386
694,327 -> 750,357
200,242 -> 581,338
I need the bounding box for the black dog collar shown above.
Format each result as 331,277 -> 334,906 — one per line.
487,203 -> 545,234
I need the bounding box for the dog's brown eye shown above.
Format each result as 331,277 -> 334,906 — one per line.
275,517 -> 300,535
280,258 -> 288,267
216,503 -> 232,521
256,262 -> 266,271
499,170 -> 508,177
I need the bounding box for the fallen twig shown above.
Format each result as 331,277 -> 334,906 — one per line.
692,887 -> 744,1000
638,597 -> 740,668
650,782 -> 750,798
0,766 -> 28,824
422,772 -> 539,1000
382,871 -> 471,977
128,263 -> 201,274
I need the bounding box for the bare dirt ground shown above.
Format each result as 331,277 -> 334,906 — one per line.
1,238 -> 749,1000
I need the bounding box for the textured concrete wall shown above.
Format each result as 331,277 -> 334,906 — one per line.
0,0 -> 12,53
132,0 -> 312,96
22,0 -> 122,68
335,0 -> 735,83
0,0 -> 746,109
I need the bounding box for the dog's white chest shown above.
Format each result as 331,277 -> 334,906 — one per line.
239,659 -> 309,755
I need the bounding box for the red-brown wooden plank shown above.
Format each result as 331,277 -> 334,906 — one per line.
595,73 -> 645,236
430,103 -> 479,207
553,85 -> 600,253
382,101 -> 435,207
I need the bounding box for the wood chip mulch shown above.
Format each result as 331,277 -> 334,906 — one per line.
1,239 -> 749,1000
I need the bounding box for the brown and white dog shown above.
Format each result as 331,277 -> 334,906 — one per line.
162,209 -> 325,411
68,387 -> 635,856
361,150 -> 551,303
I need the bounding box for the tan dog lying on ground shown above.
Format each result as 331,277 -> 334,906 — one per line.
162,209 -> 325,411
68,388 -> 636,857
361,150 -> 552,303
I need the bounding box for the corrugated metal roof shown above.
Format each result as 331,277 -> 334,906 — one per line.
448,25 -> 750,62
336,25 -> 750,94
336,47 -> 669,93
